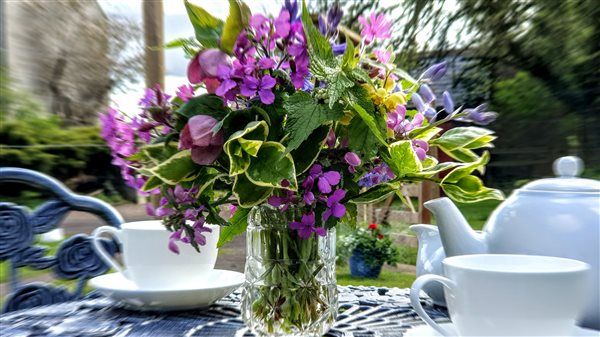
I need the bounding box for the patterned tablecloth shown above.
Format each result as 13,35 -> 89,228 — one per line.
0,286 -> 448,337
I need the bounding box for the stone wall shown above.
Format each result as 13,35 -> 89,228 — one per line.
4,0 -> 110,125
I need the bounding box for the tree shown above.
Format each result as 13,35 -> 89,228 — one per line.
107,15 -> 145,92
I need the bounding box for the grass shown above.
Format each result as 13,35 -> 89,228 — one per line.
336,265 -> 416,288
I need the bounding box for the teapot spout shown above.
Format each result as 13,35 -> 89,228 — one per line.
424,197 -> 487,257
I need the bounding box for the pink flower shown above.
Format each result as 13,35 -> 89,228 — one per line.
412,139 -> 429,161
179,115 -> 225,165
187,49 -> 232,93
374,49 -> 391,63
176,84 -> 195,102
344,152 -> 361,173
358,13 -> 392,44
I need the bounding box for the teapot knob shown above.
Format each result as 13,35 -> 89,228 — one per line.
553,156 -> 583,178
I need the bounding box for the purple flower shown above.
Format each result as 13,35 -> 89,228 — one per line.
332,43 -> 347,56
176,84 -> 195,102
443,91 -> 454,113
411,92 -> 437,119
215,64 -> 238,103
274,9 -> 291,39
179,115 -> 225,165
358,13 -> 392,44
138,85 -> 172,109
420,61 -> 447,81
267,190 -> 296,211
344,152 -> 361,173
419,84 -> 436,103
387,105 -> 425,134
284,0 -> 299,22
258,57 -> 277,70
323,189 -> 346,221
229,204 -> 237,219
168,229 -> 184,254
190,219 -> 212,246
303,191 -> 315,205
358,163 -> 396,188
289,212 -> 326,239
412,139 -> 429,161
462,104 -> 498,125
326,128 -> 336,148
306,164 -> 341,194
240,75 -> 276,104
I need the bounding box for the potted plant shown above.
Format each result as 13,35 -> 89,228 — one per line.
99,0 -> 503,335
340,223 -> 400,278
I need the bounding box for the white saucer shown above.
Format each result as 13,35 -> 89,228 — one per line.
89,269 -> 244,311
404,322 -> 600,337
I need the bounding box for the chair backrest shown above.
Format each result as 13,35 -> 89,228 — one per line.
0,167 -> 123,313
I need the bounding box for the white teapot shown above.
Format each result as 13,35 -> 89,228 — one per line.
423,156 -> 600,330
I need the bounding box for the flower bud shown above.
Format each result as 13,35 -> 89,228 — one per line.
179,115 -> 224,165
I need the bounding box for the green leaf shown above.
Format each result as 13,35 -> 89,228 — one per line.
224,121 -> 268,175
387,140 -> 423,177
233,174 -> 272,207
351,103 -> 388,147
442,151 -> 490,184
430,127 -> 495,151
422,156 -> 438,169
284,91 -> 344,152
347,116 -> 379,158
327,70 -> 354,108
443,147 -> 480,163
410,161 -> 464,178
346,85 -> 374,115
348,68 -> 372,84
350,183 -> 399,204
164,37 -> 198,49
246,142 -> 298,190
392,67 -> 418,84
301,0 -> 333,61
184,0 -> 224,48
220,0 -> 251,54
141,142 -> 179,164
177,94 -> 228,120
442,183 -> 504,203
342,36 -> 357,70
150,150 -> 197,185
409,126 -> 443,141
217,207 -> 251,248
291,125 -> 329,174
463,135 -> 496,149
141,176 -> 163,192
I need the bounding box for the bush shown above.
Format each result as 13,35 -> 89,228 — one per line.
1,69 -> 125,196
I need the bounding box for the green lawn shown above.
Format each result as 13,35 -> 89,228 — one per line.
336,265 -> 416,288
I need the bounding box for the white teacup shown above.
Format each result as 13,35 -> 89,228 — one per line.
410,254 -> 591,336
92,220 -> 220,290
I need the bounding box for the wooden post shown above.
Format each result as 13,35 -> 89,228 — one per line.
143,0 -> 164,88
142,0 -> 164,207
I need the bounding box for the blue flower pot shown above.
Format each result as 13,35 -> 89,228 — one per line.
349,250 -> 383,278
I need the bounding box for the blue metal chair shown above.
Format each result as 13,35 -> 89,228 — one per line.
0,167 -> 124,313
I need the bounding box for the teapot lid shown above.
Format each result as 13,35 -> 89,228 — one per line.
521,156 -> 600,193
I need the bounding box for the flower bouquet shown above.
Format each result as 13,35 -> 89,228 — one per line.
100,0 -> 503,335
339,223 -> 400,278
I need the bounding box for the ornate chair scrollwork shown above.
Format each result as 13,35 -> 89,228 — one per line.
0,167 -> 124,313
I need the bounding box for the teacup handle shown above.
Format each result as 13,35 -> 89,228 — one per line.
410,274 -> 456,336
91,226 -> 126,276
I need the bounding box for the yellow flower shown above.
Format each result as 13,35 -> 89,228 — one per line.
384,92 -> 407,111
339,110 -> 354,125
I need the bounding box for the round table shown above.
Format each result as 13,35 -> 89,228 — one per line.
0,286 -> 448,336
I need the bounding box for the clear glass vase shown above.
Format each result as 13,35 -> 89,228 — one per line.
241,205 -> 338,337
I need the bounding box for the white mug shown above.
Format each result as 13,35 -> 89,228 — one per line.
92,220 -> 220,289
410,254 -> 591,336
